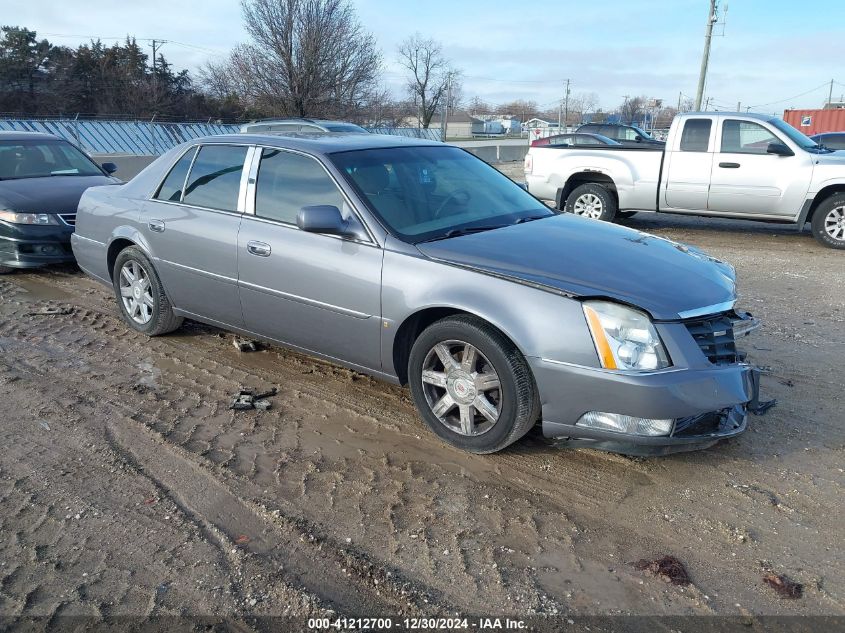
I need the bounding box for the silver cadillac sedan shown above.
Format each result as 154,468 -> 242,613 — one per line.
72,133 -> 761,455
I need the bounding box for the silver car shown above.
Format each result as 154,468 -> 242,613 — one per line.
72,133 -> 762,455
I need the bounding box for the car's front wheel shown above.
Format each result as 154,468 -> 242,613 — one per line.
112,246 -> 183,336
408,315 -> 540,454
564,183 -> 618,222
811,195 -> 845,249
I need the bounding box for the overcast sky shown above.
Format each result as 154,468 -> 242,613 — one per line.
10,0 -> 845,114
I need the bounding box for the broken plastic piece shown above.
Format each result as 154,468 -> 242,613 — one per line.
233,337 -> 262,352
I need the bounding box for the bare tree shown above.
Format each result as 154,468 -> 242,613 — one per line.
620,95 -> 647,124
204,0 -> 382,118
397,33 -> 458,128
565,91 -> 599,124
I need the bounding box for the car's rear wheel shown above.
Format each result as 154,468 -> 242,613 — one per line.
408,315 -> 540,454
112,246 -> 183,336
811,195 -> 845,249
564,183 -> 617,222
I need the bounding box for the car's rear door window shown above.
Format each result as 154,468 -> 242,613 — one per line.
254,148 -> 345,224
182,145 -> 248,212
154,147 -> 197,202
679,119 -> 712,152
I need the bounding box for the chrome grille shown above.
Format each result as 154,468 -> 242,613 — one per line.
58,213 -> 76,226
684,314 -> 737,365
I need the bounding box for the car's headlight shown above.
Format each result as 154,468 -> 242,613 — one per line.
582,300 -> 671,371
0,210 -> 59,225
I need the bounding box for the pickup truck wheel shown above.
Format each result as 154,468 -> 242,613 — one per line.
408,315 -> 540,454
564,183 -> 617,222
112,246 -> 183,336
811,196 -> 845,249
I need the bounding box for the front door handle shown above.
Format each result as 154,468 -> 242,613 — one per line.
148,219 -> 165,232
247,240 -> 271,257
718,162 -> 741,168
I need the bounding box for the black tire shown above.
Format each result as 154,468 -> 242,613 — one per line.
563,183 -> 618,222
810,194 -> 845,249
0,265 -> 15,274
112,246 -> 183,336
408,315 -> 540,454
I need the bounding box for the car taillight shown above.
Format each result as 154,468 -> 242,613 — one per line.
524,154 -> 533,174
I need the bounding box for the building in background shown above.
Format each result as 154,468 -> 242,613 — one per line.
783,109 -> 845,136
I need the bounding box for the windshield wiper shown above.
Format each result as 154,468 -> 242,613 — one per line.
421,225 -> 506,242
512,214 -> 549,224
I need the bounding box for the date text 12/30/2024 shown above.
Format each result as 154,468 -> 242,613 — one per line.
307,617 -> 528,630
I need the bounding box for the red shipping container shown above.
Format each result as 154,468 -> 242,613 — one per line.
783,109 -> 845,136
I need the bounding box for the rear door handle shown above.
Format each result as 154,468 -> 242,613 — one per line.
148,219 -> 165,232
247,240 -> 271,257
718,162 -> 741,168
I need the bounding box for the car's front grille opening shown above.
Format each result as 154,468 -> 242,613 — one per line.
58,213 -> 76,226
684,314 -> 737,365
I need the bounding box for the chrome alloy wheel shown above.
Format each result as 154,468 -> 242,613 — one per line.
572,193 -> 604,219
118,260 -> 154,325
824,206 -> 845,241
421,339 -> 502,436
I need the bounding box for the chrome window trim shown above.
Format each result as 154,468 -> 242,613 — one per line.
238,146 -> 259,214
150,144 -> 198,201
677,300 -> 736,320
248,144 -> 378,246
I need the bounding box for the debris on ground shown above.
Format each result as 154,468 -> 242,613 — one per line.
763,573 -> 803,599
749,398 -> 778,415
26,306 -> 73,316
229,387 -> 277,411
233,337 -> 263,352
633,555 -> 691,586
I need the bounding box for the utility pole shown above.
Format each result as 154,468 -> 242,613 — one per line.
828,78 -> 834,108
622,95 -> 629,123
563,79 -> 571,132
677,91 -> 682,112
704,97 -> 712,111
736,101 -> 741,112
442,73 -> 452,142
694,0 -> 718,110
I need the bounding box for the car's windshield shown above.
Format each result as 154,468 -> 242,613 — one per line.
331,146 -> 552,243
630,126 -> 654,140
768,118 -> 829,151
0,139 -> 103,179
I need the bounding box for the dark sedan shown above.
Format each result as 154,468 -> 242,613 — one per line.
530,132 -> 622,147
0,132 -> 120,273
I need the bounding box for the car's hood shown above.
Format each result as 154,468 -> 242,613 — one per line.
0,175 -> 119,213
814,150 -> 845,166
416,214 -> 737,320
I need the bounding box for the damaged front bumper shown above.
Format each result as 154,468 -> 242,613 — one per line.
531,357 -> 770,456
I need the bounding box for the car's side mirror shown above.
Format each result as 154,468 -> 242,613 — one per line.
766,142 -> 794,157
297,205 -> 358,238
101,162 -> 118,174
634,135 -> 643,142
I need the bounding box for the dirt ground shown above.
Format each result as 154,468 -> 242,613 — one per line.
1,163 -> 843,628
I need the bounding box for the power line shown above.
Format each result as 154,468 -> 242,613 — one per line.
747,81 -> 833,109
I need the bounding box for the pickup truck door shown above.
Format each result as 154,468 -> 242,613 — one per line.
707,118 -> 813,217
236,147 -> 384,372
662,117 -> 715,210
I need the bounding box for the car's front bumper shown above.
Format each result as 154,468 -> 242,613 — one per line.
530,357 -> 759,455
0,222 -> 76,268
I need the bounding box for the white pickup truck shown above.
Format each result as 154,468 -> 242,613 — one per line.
524,111 -> 845,249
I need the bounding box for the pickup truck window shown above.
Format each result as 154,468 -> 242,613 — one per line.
679,119 -> 712,152
721,120 -> 779,155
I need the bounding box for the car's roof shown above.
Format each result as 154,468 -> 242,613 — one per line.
192,132 -> 445,154
0,131 -> 62,141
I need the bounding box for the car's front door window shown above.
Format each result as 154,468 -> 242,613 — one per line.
254,148 -> 348,224
720,120 -> 780,154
